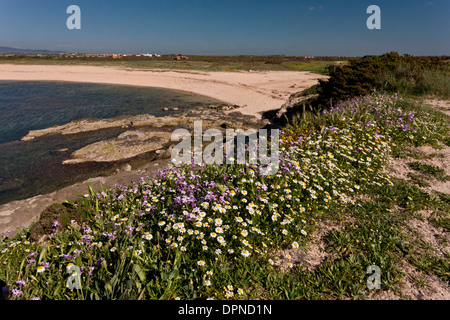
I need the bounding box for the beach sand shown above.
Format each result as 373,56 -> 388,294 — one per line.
0,64 -> 327,118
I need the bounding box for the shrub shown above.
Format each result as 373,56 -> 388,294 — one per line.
316,52 -> 448,108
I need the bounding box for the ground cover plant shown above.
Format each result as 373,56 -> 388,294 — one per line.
2,91 -> 448,300
407,161 -> 449,182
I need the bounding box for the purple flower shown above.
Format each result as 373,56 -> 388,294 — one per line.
185,212 -> 196,221
124,225 -> 134,237
15,280 -> 26,286
107,232 -> 116,240
11,289 -> 22,297
96,258 -> 104,266
87,267 -> 95,276
83,226 -> 92,234
31,297 -> 41,300
52,220 -> 62,228
81,234 -> 93,244
63,253 -> 73,260
73,250 -> 82,258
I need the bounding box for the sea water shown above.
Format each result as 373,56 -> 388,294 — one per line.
0,80 -> 221,204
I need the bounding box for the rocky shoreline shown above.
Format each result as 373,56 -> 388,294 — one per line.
0,104 -> 272,235
21,104 -> 270,165
0,91 -> 318,235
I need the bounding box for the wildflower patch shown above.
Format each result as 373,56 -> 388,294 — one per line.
1,93 -> 445,300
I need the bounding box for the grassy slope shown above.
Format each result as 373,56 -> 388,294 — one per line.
1,92 -> 448,300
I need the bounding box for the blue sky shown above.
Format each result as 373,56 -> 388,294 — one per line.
0,0 -> 448,56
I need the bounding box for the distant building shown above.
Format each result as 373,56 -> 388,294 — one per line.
175,54 -> 189,60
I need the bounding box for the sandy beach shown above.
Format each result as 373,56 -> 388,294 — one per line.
0,64 -> 327,118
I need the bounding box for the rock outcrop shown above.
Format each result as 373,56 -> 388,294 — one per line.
21,106 -> 270,165
62,130 -> 172,164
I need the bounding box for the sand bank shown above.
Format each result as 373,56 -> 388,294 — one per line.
0,64 -> 327,118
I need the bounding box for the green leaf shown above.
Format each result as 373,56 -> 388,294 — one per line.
28,274 -> 38,282
133,264 -> 146,282
75,255 -> 82,267
53,283 -> 62,297
19,257 -> 26,274
62,200 -> 77,208
126,280 -> 133,290
87,287 -> 99,295
111,272 -> 119,287
105,281 -> 113,294
166,194 -> 173,206
87,288 -> 101,300
88,184 -> 95,196
38,246 -> 47,265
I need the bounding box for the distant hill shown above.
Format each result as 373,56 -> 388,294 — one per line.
0,46 -> 65,55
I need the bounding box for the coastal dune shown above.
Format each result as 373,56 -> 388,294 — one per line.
0,64 -> 327,118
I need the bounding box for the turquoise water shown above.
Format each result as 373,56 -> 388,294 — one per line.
0,81 -> 221,204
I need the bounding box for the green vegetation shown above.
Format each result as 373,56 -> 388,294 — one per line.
1,90 -> 449,300
407,172 -> 430,188
1,52 -> 449,300
315,52 -> 449,107
0,54 -> 346,74
407,162 -> 449,181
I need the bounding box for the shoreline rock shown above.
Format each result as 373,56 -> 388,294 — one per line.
20,103 -> 246,141
23,107 -> 270,165
21,114 -> 160,141
62,130 -> 172,164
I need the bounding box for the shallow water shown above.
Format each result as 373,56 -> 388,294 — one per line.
0,81 -> 222,204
